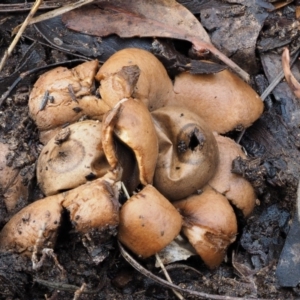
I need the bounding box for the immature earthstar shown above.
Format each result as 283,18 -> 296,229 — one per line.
37,120 -> 110,196
170,67 -> 264,133
0,142 -> 28,212
118,185 -> 182,258
174,186 -> 238,269
96,48 -> 173,111
151,106 -> 219,201
29,60 -> 109,144
62,173 -> 120,234
102,97 -> 158,186
0,194 -> 64,257
208,133 -> 257,217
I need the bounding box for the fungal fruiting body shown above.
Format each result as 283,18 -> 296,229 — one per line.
102,97 -> 159,186
0,194 -> 64,257
2,47 -> 262,269
37,120 -> 110,196
208,133 -> 257,217
171,69 -> 264,133
62,173 -> 120,234
151,106 -> 219,201
0,142 -> 28,212
0,174 -> 119,258
118,185 -> 182,258
174,186 -> 238,269
28,60 -> 109,144
96,48 -> 173,111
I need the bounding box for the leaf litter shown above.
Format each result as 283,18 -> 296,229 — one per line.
62,0 -> 250,81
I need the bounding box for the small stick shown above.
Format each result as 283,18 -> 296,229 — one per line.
17,0 -> 95,28
260,47 -> 300,101
0,0 -> 43,72
39,90 -> 50,111
0,59 -> 86,108
73,283 -> 87,300
236,47 -> 300,144
34,278 -> 99,294
121,181 -> 130,199
297,181 -> 300,222
68,84 -> 78,102
119,241 -> 271,300
155,253 -> 184,300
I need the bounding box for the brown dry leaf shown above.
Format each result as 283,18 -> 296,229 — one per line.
297,3 -> 300,19
62,0 -> 249,82
282,47 -> 300,99
271,0 -> 293,11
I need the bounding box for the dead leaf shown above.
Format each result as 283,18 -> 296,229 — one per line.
271,0 -> 293,11
282,47 -> 300,99
62,0 -> 250,82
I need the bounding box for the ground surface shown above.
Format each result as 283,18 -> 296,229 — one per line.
1,1 -> 300,299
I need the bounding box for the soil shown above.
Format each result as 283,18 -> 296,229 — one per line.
1,1 -> 300,299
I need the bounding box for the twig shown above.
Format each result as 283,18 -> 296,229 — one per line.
73,283 -> 87,300
34,278 -> 99,294
18,0 -> 94,28
0,0 -> 43,72
297,181 -> 300,222
0,59 -> 86,108
260,48 -> 300,101
236,47 -> 300,144
0,1 -> 61,12
155,253 -> 184,300
191,38 -> 250,83
121,181 -> 130,199
118,241 -> 271,300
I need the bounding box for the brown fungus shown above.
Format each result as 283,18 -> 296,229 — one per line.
208,133 -> 257,217
96,48 -> 173,111
29,60 -> 109,144
0,172 -> 119,258
174,186 -> 238,269
0,142 -> 28,212
37,120 -> 110,196
102,98 -> 158,186
118,185 -> 182,258
0,194 -> 64,257
170,69 -> 264,133
151,106 -> 219,201
62,172 -> 120,234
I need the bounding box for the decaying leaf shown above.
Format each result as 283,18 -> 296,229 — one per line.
282,47 -> 300,99
62,0 -> 249,81
271,0 -> 293,11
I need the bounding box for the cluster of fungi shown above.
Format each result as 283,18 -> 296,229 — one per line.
0,48 -> 263,269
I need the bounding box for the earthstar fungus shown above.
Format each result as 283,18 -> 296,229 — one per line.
174,186 -> 238,269
118,185 -> 182,258
29,60 -> 109,144
170,68 -> 264,133
96,48 -> 173,111
0,142 -> 28,212
102,97 -> 158,186
37,120 -> 110,196
208,133 -> 257,217
152,106 -> 219,201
